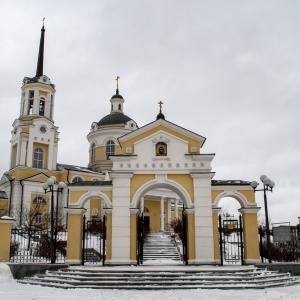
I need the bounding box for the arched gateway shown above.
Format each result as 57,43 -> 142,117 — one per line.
65,105 -> 261,266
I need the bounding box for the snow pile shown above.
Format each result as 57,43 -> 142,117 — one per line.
0,263 -> 13,283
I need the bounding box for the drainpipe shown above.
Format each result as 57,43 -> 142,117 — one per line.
8,177 -> 15,216
19,180 -> 24,227
65,169 -> 70,228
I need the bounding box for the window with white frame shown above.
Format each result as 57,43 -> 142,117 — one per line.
35,213 -> 42,224
106,140 -> 115,160
33,196 -> 46,204
91,143 -> 96,162
33,147 -> 44,169
72,176 -> 83,183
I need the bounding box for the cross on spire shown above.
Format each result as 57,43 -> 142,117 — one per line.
116,76 -> 120,91
158,100 -> 163,113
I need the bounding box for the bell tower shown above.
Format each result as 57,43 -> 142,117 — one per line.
10,22 -> 59,171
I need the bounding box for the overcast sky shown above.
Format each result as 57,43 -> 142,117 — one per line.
0,1 -> 299,225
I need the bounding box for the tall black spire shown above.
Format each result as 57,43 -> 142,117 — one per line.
35,19 -> 45,77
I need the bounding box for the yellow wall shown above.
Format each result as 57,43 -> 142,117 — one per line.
212,213 -> 220,260
69,191 -> 88,204
237,190 -> 255,203
0,220 -> 14,262
144,200 -> 161,232
90,198 -> 102,218
66,213 -> 83,263
130,214 -> 137,261
167,174 -> 194,202
30,194 -> 49,228
187,213 -> 195,260
243,213 -> 260,260
122,125 -> 202,154
130,174 -> 155,201
211,190 -> 224,203
0,200 -> 8,217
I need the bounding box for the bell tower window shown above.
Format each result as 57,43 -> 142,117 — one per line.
27,90 -> 34,115
106,140 -> 115,160
39,97 -> 45,116
118,104 -> 121,110
91,143 -> 96,162
33,147 -> 44,169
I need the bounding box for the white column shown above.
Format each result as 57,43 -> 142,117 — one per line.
175,198 -> 179,219
140,197 -> 144,214
109,172 -> 133,265
191,172 -> 215,264
167,199 -> 171,227
160,197 -> 164,231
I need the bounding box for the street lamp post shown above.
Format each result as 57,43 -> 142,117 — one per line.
42,176 -> 66,264
250,175 -> 275,263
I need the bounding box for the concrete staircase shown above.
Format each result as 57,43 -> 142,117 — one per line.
18,265 -> 300,289
143,231 -> 181,264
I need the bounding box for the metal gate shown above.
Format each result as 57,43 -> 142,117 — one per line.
137,213 -> 144,265
182,210 -> 188,265
82,215 -> 106,265
219,214 -> 244,265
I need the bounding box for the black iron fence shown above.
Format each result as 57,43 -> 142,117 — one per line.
219,214 -> 244,265
259,225 -> 300,262
82,216 -> 106,265
10,227 -> 67,263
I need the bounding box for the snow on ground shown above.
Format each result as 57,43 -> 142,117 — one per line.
1,263 -> 300,300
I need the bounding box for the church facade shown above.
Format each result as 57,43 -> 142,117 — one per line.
0,25 -> 261,265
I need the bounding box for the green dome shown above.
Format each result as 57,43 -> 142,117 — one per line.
98,113 -> 132,126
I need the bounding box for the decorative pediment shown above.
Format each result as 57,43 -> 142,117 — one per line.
152,136 -> 170,144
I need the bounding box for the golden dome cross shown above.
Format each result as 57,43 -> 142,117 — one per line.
158,100 -> 163,112
116,76 -> 120,90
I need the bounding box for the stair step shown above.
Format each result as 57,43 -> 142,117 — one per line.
18,266 -> 300,290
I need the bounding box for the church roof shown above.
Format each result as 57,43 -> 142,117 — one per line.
68,180 -> 112,187
98,113 -> 132,126
57,163 -> 100,174
0,191 -> 8,199
211,180 -> 251,186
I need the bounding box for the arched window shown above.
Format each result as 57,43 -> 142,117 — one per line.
106,140 -> 115,160
72,176 -> 83,183
91,143 -> 96,162
35,213 -> 42,224
118,104 -> 121,110
33,147 -> 44,169
143,207 -> 150,213
33,196 -> 47,204
39,97 -> 45,116
27,90 -> 34,115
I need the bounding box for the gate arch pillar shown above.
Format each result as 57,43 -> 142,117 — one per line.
239,208 -> 261,264
191,173 -> 215,264
212,207 -> 221,262
103,208 -> 112,261
65,208 -> 86,265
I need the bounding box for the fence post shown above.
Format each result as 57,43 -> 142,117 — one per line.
0,217 -> 14,262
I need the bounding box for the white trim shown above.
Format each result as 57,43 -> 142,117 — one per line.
131,174 -> 193,209
212,189 -> 258,209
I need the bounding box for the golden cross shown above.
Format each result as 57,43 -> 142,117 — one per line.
158,100 -> 163,112
116,76 -> 120,90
